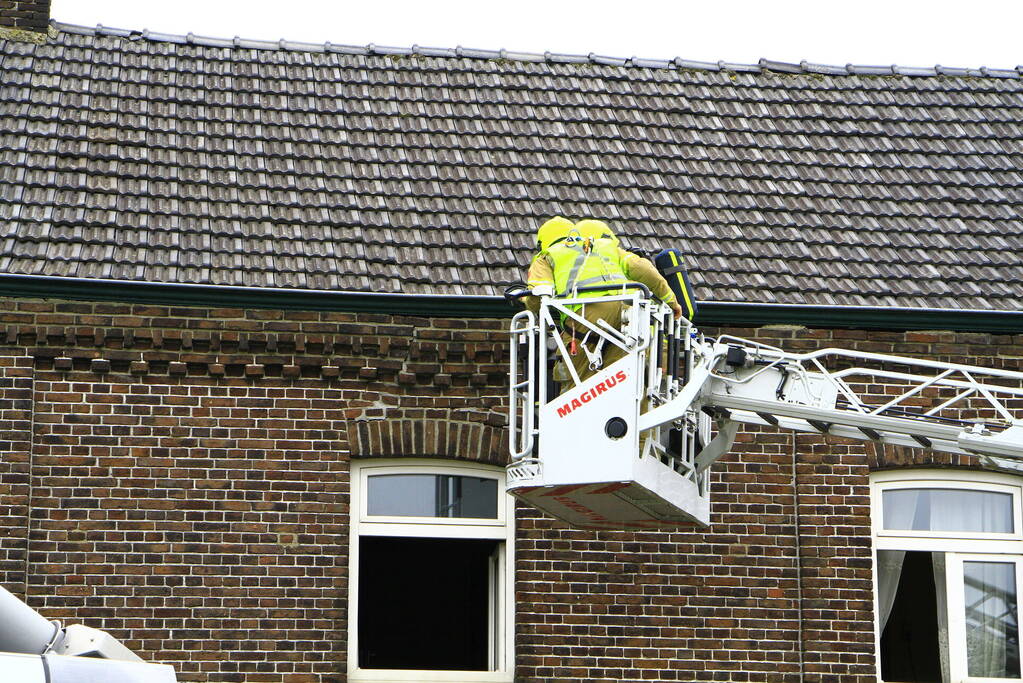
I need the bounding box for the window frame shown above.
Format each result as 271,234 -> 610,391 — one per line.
872,471 -> 1023,553
348,459 -> 515,683
945,552 -> 1023,682
871,469 -> 1023,683
357,463 -> 510,536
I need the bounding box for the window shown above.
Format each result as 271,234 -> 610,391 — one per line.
873,470 -> 1023,682
348,460 -> 514,683
881,487 -> 1015,535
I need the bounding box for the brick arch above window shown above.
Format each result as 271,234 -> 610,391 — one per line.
349,411 -> 507,466
866,442 -> 983,471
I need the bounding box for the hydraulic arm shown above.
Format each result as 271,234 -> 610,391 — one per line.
0,584 -> 176,682
507,289 -> 1023,529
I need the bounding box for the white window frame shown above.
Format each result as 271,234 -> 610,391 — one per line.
872,469 -> 1023,683
945,553 -> 1023,682
873,473 -> 1023,549
348,459 -> 515,683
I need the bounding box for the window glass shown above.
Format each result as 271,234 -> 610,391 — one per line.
964,561 -> 1021,677
367,474 -> 499,519
359,537 -> 498,670
878,550 -> 943,680
882,488 -> 1013,533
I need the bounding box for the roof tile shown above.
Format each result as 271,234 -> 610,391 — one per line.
3,25 -> 1023,310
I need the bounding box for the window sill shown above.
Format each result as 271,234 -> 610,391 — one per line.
349,669 -> 513,683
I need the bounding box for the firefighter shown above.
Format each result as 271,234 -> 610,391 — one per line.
522,215 -> 575,314
525,217 -> 683,383
575,218 -> 618,244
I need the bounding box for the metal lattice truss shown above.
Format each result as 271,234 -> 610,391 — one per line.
643,335 -> 1023,474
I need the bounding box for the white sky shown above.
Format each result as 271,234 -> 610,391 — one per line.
50,0 -> 1023,70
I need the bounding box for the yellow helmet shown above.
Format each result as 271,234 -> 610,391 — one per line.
575,219 -> 619,245
535,216 -> 575,251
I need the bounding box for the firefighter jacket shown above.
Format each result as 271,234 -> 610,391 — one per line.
524,237 -> 677,313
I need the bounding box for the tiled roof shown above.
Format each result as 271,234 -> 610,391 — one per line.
2,21 -> 1023,310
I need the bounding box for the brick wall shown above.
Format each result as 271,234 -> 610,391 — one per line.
0,0 -> 50,33
0,354 -> 32,596
1,296 -> 1020,682
0,298 -> 507,682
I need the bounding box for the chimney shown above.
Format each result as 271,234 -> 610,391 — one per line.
0,0 -> 51,38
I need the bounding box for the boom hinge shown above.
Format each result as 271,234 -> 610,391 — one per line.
807,419 -> 831,434
858,426 -> 882,441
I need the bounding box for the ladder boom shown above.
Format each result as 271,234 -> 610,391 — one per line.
506,290 -> 1023,529
642,338 -> 1023,466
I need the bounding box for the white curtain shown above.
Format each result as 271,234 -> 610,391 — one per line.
876,489 -> 919,636
883,488 -> 1012,533
884,489 -> 921,529
927,490 -> 1013,533
877,550 -> 906,633
932,552 -> 950,683
877,490 -> 918,634
963,560 -> 1019,678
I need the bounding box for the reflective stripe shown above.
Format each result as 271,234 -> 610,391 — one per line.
575,273 -> 627,287
668,250 -> 694,316
558,245 -> 588,295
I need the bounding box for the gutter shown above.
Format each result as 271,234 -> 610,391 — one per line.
0,273 -> 502,317
0,273 -> 1022,334
704,301 -> 1023,334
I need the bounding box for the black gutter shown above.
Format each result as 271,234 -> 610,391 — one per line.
0,273 -> 502,318
702,301 -> 1023,334
1,273 -> 1022,334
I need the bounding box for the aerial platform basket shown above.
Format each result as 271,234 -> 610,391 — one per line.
507,284 -> 1023,530
506,354 -> 712,530
507,286 -> 716,529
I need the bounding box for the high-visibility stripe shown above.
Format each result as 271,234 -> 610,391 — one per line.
669,250 -> 696,319
550,238 -> 628,301
561,246 -> 588,294
589,482 -> 631,494
575,273 -> 627,287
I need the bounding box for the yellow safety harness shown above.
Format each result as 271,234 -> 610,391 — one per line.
547,235 -> 627,299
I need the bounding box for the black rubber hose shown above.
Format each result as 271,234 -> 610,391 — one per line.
503,284 -> 531,302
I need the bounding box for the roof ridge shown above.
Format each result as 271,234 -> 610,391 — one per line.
47,19 -> 1023,80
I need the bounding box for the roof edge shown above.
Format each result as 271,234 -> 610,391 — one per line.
46,19 -> 1023,79
704,300 -> 1023,334
0,273 -> 503,317
1,274 -> 1022,334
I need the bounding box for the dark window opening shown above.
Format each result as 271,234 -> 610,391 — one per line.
358,536 -> 498,671
880,551 -> 942,682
